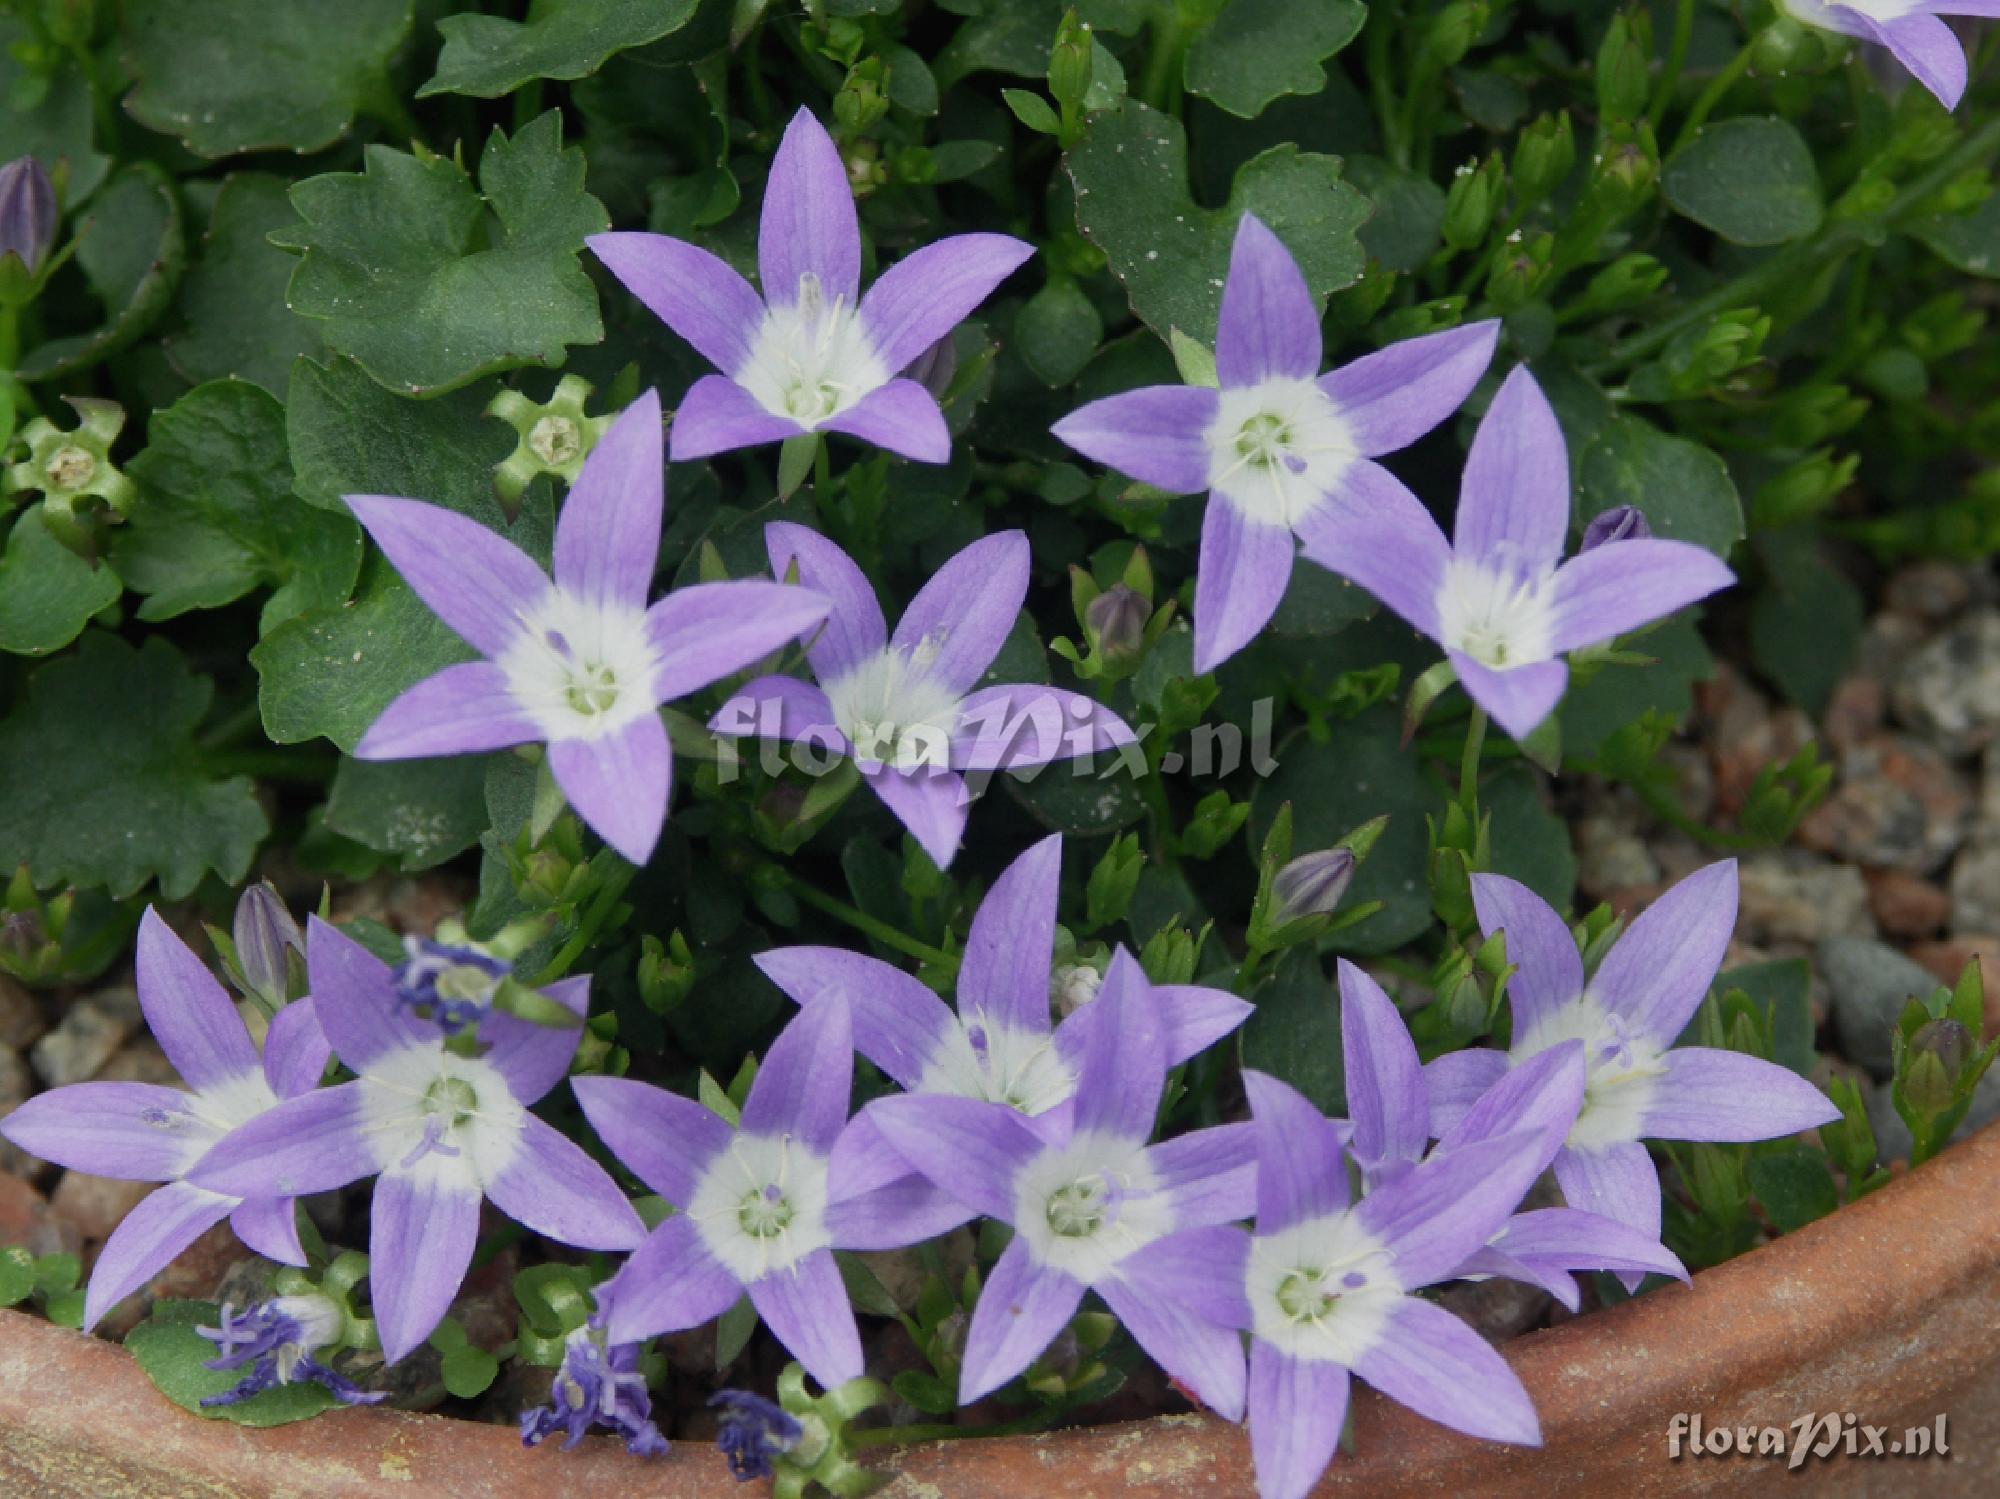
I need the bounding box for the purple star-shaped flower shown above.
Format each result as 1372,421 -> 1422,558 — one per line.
709,525 -> 1135,868
1174,1073 -> 1551,1499
347,389 -> 831,866
0,910 -> 329,1331
869,951 -> 1255,1414
1300,362 -> 1736,738
189,919 -> 645,1364
1425,862 -> 1841,1286
1782,0 -> 1996,110
590,108 -> 1033,464
573,998 -> 938,1390
1336,959 -> 1688,1309
1051,214 -> 1500,673
755,833 -> 1249,1123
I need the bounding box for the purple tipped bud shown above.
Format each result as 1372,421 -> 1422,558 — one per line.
233,882 -> 304,1008
903,332 -> 958,400
710,1389 -> 802,1480
522,1321 -> 668,1457
1580,504 -> 1652,551
0,155 -> 56,275
1270,848 -> 1356,925
1084,583 -> 1148,661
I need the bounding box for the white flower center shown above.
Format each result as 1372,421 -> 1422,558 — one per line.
1513,994 -> 1667,1150
353,1045 -> 526,1185
1434,552 -> 1557,670
529,414 -> 582,468
822,646 -> 962,770
1203,378 -> 1357,529
688,1131 -> 831,1281
917,1016 -> 1076,1116
499,588 -> 661,742
1248,1213 -> 1402,1363
737,272 -> 890,427
1014,1131 -> 1172,1282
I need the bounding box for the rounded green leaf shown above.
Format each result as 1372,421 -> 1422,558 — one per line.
1662,118 -> 1824,247
1184,0 -> 1365,120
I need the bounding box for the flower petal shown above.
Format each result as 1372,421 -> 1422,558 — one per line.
135,909 -> 259,1095
548,711 -> 672,866
1114,1224 -> 1252,1334
958,1236 -> 1086,1403
1453,364 -> 1569,572
1470,873 -> 1585,1038
1068,951 -> 1167,1142
1439,1041 -> 1585,1177
864,1094 -> 1042,1221
186,1081 -> 379,1199
1248,1342 -> 1349,1499
369,1153 -> 484,1363
947,834 -> 1061,1036
1099,1275 -> 1248,1421
1553,1140 -> 1661,1243
1215,215 -> 1321,387
740,994 -> 853,1154
667,373 -> 803,461
478,975 -> 588,1107
601,1215 -> 744,1344
303,916 -> 437,1074
821,379 -> 949,463
552,390 -> 662,609
1294,457 -> 1451,638
1317,320 -> 1500,456
1049,384 -> 1220,493
480,1110 -> 646,1250
0,1082 -> 215,1180
1449,651 -> 1567,741
1643,1048 -> 1839,1142
344,494 -> 548,659
1147,1121 -> 1257,1227
1353,1296 -> 1540,1445
749,1248 -> 864,1388
1421,1047 -> 1510,1136
648,579 -> 833,703
1153,984 -> 1252,1065
1489,1206 -> 1689,1282
950,685 -> 1135,771
261,1000 -> 328,1100
757,946 -> 954,1091
1194,495 -> 1295,674
588,232 -> 767,375
228,1196 -> 306,1267
1356,1129 -> 1547,1289
861,762 -> 970,870
1244,1070 -> 1348,1234
825,1111 -> 977,1246
82,1183 -> 235,1332
709,674 -> 841,745
571,1075 -> 730,1205
892,530 -> 1029,698
355,662 -> 539,759
760,108 -> 861,308
765,521 -> 886,682
1337,960 -> 1429,1172
1872,12 -> 1968,109
1590,859 -> 1738,1045
1546,539 -> 1734,654
859,232 -> 1035,372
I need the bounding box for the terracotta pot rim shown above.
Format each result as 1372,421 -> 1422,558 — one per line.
4,1122 -> 1998,1496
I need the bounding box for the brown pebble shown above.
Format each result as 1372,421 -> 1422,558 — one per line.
49,1173 -> 155,1245
0,976 -> 46,1051
1864,869 -> 1953,937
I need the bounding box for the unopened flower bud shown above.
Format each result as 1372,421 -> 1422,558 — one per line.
1596,11 -> 1653,122
1048,11 -> 1094,111
1084,583 -> 1147,662
0,155 -> 56,290
1580,505 -> 1652,551
1442,153 -> 1503,252
1511,112 -> 1575,205
1911,1018 -> 1971,1087
1271,849 -> 1356,926
233,882 -> 304,1008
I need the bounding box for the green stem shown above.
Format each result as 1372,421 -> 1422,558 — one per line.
851,1408 -> 1073,1449
1366,7 -> 1407,169
1593,117 -> 2000,374
1671,43 -> 1757,154
1648,0 -> 1696,131
1458,707 -> 1487,818
531,863 -> 636,985
1138,4 -> 1192,113
1631,777 -> 1781,853
1233,942 -> 1268,996
771,867 -> 961,973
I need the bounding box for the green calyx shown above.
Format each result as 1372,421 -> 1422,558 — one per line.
487,374 -> 616,506
5,397 -> 137,558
